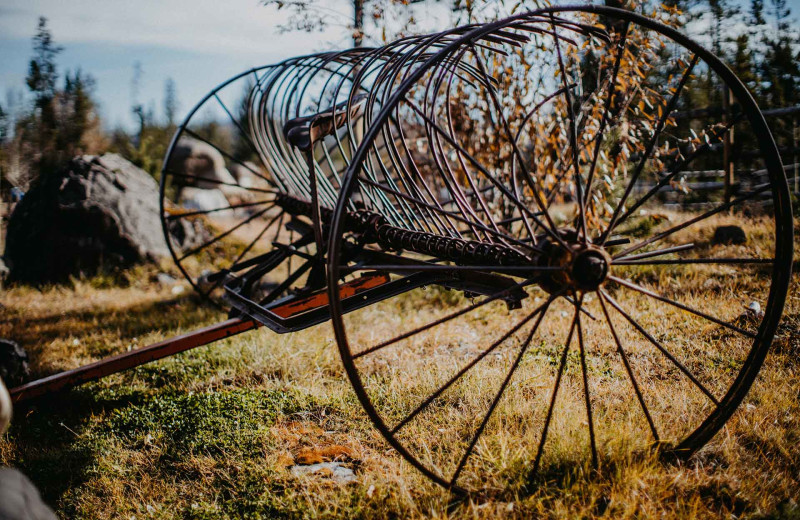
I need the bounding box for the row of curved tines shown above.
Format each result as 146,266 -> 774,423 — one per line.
242,14 -> 605,240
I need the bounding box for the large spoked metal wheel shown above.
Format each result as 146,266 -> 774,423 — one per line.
160,54 -> 359,304
160,65 -> 290,304
327,6 -> 792,495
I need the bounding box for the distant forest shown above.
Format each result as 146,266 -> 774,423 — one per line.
0,0 -> 797,195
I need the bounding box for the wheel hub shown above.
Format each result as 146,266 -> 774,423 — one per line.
570,248 -> 610,291
538,235 -> 611,293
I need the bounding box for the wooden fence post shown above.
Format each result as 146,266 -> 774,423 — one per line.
793,114 -> 798,195
723,85 -> 735,205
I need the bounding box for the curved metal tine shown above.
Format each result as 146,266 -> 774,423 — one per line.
422,50 -> 491,241
399,96 -> 558,249
614,117 -> 741,229
164,199 -> 275,221
372,38 -> 473,230
356,49 -> 429,228
549,14 -> 587,243
177,204 -> 274,262
581,23 -> 630,237
352,277 -> 539,360
511,84 -> 579,246
383,49 -> 466,234
384,109 -> 453,236
250,63 -> 298,196
262,59 -> 321,200
369,103 -> 432,232
304,57 -> 358,194
282,55 -> 344,209
355,175 -> 542,253
607,275 -> 757,339
293,52 -> 365,208
381,119 -> 449,235
379,40 -> 474,233
439,47 -> 509,244
598,53 -> 701,245
255,59 -> 315,200
449,295 -> 555,486
531,299 -> 580,475
384,53 -> 468,237
514,15 -> 612,44
267,57 -> 340,202
612,181 -> 773,259
247,67 -> 292,195
389,291 -> 563,436
466,42 -> 570,250
344,49 -> 415,214
597,292 -> 659,442
202,210 -> 286,299
575,298 -> 598,468
599,289 -> 720,405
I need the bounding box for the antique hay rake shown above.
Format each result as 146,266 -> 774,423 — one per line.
11,6 -> 793,494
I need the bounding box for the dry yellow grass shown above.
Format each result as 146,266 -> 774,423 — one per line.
0,214 -> 798,519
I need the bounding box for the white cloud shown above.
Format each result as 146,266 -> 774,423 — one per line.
0,0 -> 349,58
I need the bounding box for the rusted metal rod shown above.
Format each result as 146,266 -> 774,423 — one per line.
9,318 -> 258,404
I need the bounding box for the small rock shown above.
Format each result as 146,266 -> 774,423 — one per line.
712,225 -> 746,245
0,340 -> 30,387
171,285 -> 185,296
290,462 -> 357,484
0,468 -> 58,520
745,301 -> 764,319
0,258 -> 9,286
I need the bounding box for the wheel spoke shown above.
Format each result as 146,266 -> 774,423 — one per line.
165,199 -> 275,220
532,300 -> 580,474
353,277 -> 539,360
202,210 -> 285,299
582,23 -> 629,226
597,292 -> 659,442
614,117 -> 740,229
183,127 -> 269,182
401,97 -> 568,249
599,54 -> 700,244
612,182 -> 773,259
357,174 -> 542,253
575,299 -> 598,468
549,15 -> 587,242
599,289 -> 720,405
165,170 -> 279,195
213,94 -> 266,171
389,291 -> 562,435
450,296 -> 553,486
177,205 -> 273,261
613,243 -> 694,262
613,257 -> 774,266
468,46 -> 570,249
607,275 -> 756,339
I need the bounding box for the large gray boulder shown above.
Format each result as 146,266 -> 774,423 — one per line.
4,154 -> 172,283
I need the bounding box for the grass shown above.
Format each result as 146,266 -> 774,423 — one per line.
0,213 -> 799,519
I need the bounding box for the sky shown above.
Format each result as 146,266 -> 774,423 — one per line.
0,0 -> 798,131
0,0 -> 449,130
